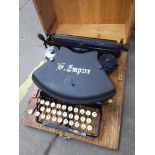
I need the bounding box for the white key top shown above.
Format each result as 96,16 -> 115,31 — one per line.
86,110 -> 91,116
50,102 -> 55,107
75,122 -> 80,128
62,105 -> 67,110
68,106 -> 73,111
74,107 -> 78,113
63,119 -> 68,125
40,114 -> 46,119
40,99 -> 45,105
45,101 -> 50,106
46,115 -> 51,120
40,106 -> 45,112
57,110 -> 62,116
80,116 -> 86,122
80,109 -> 85,114
86,118 -> 91,124
52,116 -> 57,122
58,117 -> 63,123
51,109 -> 57,115
74,115 -> 79,120
92,112 -> 97,117
62,112 -> 67,117
46,108 -> 51,113
69,120 -> 74,126
69,113 -> 73,119
34,111 -> 40,117
56,103 -> 61,109
81,123 -> 86,129
27,109 -> 33,115
107,98 -> 113,104
87,125 -> 92,131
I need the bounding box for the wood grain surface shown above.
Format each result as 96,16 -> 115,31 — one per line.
33,0 -> 134,42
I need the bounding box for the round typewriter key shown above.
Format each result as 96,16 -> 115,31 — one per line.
40,114 -> 46,119
74,107 -> 78,113
92,112 -> 97,118
68,106 -> 73,111
52,116 -> 57,122
51,109 -> 56,115
46,115 -> 51,120
86,118 -> 91,124
74,115 -> 79,120
50,102 -> 55,107
58,117 -> 63,123
87,125 -> 92,131
40,106 -> 45,112
62,112 -> 67,117
69,120 -> 74,126
56,103 -> 61,109
75,122 -> 80,128
27,109 -> 33,115
34,111 -> 40,117
45,101 -> 50,106
57,110 -> 62,116
86,110 -> 91,116
40,99 -> 45,105
81,123 -> 86,129
80,116 -> 86,122
62,105 -> 67,110
80,109 -> 85,115
107,98 -> 113,104
69,113 -> 73,119
63,119 -> 68,125
46,108 -> 51,113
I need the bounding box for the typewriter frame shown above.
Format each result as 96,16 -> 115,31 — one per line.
23,51 -> 127,149
22,0 -> 134,149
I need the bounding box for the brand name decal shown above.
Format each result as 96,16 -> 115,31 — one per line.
56,63 -> 91,75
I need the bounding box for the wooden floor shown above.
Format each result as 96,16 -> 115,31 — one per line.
22,52 -> 127,149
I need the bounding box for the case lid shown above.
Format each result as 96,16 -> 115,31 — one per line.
33,0 -> 135,42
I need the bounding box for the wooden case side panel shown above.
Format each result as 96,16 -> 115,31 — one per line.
51,0 -> 128,24
55,24 -> 126,42
32,0 -> 57,33
125,0 -> 135,43
99,0 -> 127,24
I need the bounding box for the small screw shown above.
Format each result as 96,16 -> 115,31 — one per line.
50,57 -> 54,61
98,65 -> 102,70
105,58 -> 111,62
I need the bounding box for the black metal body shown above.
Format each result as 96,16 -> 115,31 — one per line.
32,47 -> 115,104
46,34 -> 128,57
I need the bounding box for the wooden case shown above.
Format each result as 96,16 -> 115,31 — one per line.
33,0 -> 134,42
22,0 -> 134,149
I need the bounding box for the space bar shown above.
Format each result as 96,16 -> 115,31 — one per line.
42,121 -> 86,137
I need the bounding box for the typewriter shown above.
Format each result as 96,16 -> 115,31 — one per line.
27,33 -> 128,137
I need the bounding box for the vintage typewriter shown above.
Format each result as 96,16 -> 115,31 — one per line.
27,33 -> 128,137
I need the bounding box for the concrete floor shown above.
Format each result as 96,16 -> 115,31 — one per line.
19,0 -> 135,155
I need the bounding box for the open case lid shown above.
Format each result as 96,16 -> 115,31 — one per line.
32,0 -> 135,43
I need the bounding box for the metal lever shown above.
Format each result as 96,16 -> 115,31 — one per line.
38,33 -> 47,48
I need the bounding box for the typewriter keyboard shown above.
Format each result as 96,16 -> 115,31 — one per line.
27,96 -> 101,137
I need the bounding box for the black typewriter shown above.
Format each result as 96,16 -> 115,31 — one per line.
27,33 -> 128,137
